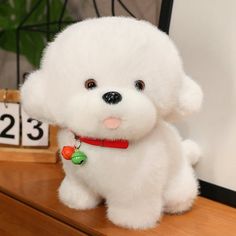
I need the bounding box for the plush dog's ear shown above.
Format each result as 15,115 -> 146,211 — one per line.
20,70 -> 55,124
165,75 -> 203,122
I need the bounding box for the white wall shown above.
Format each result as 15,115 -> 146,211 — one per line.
169,0 -> 236,190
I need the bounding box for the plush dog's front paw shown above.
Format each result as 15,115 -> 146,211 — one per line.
107,202 -> 162,230
58,177 -> 101,210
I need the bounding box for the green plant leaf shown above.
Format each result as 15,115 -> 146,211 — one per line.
20,31 -> 45,67
0,0 -> 74,68
0,2 -> 14,29
0,1 -> 13,17
11,0 -> 27,23
0,30 -> 16,52
0,16 -> 11,28
28,0 -> 46,23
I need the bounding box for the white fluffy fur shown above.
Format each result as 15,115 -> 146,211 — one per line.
21,17 -> 203,230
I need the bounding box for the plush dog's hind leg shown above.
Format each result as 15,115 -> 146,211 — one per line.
163,162 -> 199,214
163,140 -> 201,214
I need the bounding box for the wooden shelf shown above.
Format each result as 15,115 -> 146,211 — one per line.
0,160 -> 236,235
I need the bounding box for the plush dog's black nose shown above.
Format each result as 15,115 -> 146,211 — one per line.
102,91 -> 122,104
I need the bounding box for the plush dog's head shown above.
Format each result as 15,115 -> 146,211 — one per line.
21,17 -> 202,140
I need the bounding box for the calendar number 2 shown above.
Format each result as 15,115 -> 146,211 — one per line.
0,103 -> 20,145
0,114 -> 15,139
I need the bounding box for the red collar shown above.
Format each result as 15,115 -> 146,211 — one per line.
75,135 -> 129,149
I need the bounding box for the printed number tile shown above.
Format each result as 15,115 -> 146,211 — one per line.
21,107 -> 49,147
0,102 -> 20,145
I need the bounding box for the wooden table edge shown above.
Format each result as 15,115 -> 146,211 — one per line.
0,186 -> 104,236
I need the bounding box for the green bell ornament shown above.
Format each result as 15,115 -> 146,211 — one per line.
71,149 -> 87,165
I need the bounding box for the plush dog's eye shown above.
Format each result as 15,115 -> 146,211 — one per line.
134,80 -> 145,91
85,79 -> 97,89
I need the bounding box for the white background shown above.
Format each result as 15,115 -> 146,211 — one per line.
170,0 -> 236,190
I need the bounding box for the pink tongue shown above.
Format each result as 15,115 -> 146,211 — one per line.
103,117 -> 121,129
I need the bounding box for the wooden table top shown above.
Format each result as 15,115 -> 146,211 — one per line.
0,160 -> 236,236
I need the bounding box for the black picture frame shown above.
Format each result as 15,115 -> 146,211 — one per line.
158,0 -> 174,34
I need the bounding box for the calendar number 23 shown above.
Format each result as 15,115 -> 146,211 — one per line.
0,103 -> 48,146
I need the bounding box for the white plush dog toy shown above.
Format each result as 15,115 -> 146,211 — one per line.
21,17 -> 203,229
